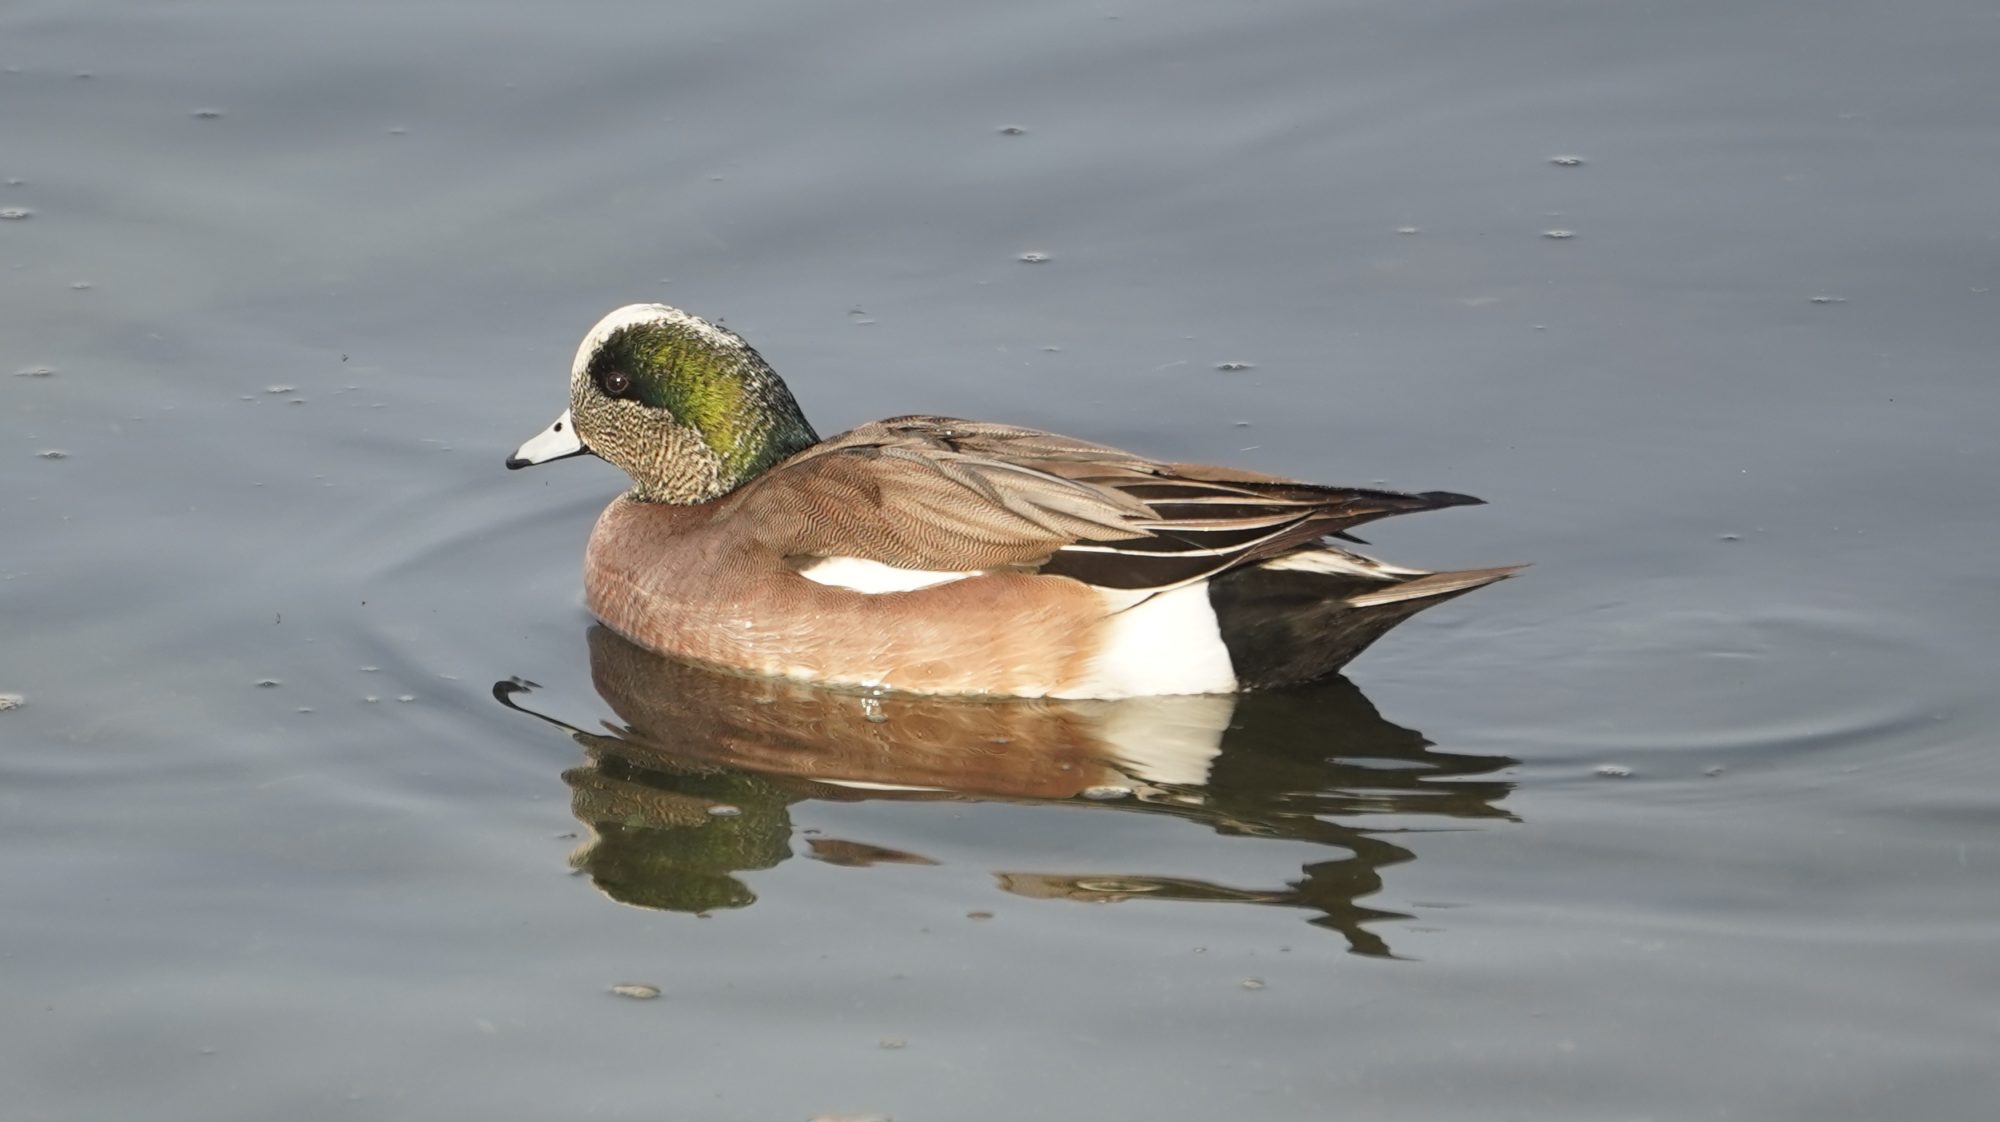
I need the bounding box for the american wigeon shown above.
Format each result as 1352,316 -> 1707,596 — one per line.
509,304 -> 1518,698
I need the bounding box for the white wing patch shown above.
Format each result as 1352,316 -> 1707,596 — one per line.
797,556 -> 980,594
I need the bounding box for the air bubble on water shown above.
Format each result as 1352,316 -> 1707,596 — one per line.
265,385 -> 295,394
608,983 -> 660,1000
37,449 -> 68,460
1240,978 -> 1266,990
1542,229 -> 1575,240
15,366 -> 54,378
860,696 -> 887,723
1594,764 -> 1632,778
1080,785 -> 1131,800
0,207 -> 31,220
0,693 -> 24,712
1549,155 -> 1586,167
1017,251 -> 1050,264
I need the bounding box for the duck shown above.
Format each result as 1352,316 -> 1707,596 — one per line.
508,303 -> 1519,699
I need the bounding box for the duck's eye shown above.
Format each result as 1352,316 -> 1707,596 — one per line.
600,370 -> 633,397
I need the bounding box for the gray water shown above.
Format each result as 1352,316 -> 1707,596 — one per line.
5,1 -> 1998,1119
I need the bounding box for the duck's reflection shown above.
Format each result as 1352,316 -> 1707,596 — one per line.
497,626 -> 1516,957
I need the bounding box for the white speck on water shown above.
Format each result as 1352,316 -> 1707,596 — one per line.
1542,229 -> 1576,240
70,281 -> 92,290
1214,361 -> 1253,372
608,983 -> 660,1000
1017,251 -> 1050,263
360,666 -> 379,673
707,804 -> 741,818
1240,977 -> 1266,990
0,208 -> 32,220
1395,225 -> 1420,235
1809,295 -> 1847,305
1549,155 -> 1586,166
36,450 -> 68,460
1595,764 -> 1633,778
265,385 -> 295,394
363,696 -> 380,704
396,695 -> 415,703
15,366 -> 55,377
1080,785 -> 1132,800
0,693 -> 24,712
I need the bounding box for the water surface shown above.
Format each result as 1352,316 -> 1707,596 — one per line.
4,1 -> 1998,1119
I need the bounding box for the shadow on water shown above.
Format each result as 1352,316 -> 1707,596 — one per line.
496,626 -> 1518,957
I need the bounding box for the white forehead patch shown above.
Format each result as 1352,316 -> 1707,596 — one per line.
570,303 -> 741,385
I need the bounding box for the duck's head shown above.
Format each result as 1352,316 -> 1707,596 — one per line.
508,304 -> 819,504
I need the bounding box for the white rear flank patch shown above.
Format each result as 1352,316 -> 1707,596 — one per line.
797,556 -> 979,594
1060,583 -> 1237,699
1260,545 -> 1429,578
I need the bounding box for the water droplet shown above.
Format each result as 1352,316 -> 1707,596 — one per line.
1809,295 -> 1846,305
1240,977 -> 1266,990
997,125 -> 1027,135
191,108 -> 224,119
0,207 -> 32,220
0,693 -> 24,712
1080,785 -> 1131,800
1214,361 -> 1253,372
1542,229 -> 1575,240
860,696 -> 888,723
608,983 -> 660,1000
255,679 -> 282,688
1395,225 -> 1420,235
1017,251 -> 1050,264
878,1036 -> 907,1050
36,449 -> 68,460
707,804 -> 741,818
1594,764 -> 1633,778
1549,155 -> 1586,167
